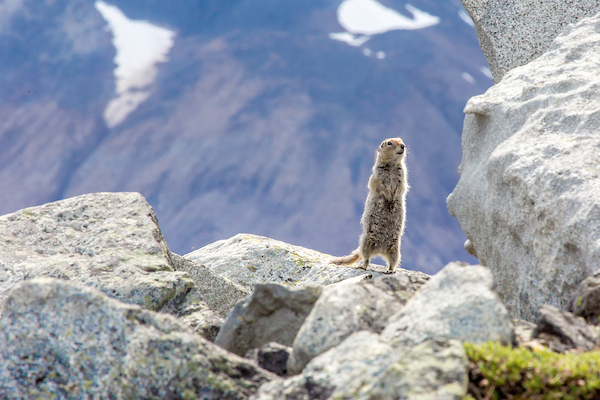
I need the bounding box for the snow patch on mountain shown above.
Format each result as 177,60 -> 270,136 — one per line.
328,32 -> 370,47
329,0 -> 439,51
338,0 -> 439,35
94,1 -> 175,128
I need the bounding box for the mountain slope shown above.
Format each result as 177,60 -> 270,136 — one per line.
0,0 -> 491,273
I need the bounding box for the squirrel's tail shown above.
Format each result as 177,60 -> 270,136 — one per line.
330,251 -> 360,265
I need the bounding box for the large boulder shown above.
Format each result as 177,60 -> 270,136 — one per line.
461,0 -> 600,82
382,262 -> 514,345
0,278 -> 275,399
287,271 -> 428,375
447,14 -> 600,320
252,332 -> 467,400
0,192 -> 192,313
215,283 -> 323,356
184,233 -> 390,290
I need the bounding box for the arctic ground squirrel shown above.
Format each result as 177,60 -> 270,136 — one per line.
332,137 -> 408,273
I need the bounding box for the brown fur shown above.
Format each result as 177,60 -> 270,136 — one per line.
331,138 -> 409,273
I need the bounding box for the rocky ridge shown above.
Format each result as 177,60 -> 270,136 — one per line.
0,192 -> 516,398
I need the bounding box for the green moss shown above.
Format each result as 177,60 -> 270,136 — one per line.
464,341 -> 600,400
246,265 -> 257,272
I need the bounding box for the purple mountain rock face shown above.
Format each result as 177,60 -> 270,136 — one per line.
0,0 -> 489,274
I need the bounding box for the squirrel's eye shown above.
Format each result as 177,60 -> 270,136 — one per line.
387,141 -> 393,146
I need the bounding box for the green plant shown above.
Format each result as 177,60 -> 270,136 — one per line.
464,341 -> 600,400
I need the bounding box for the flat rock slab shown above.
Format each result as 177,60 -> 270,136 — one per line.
0,278 -> 275,399
184,233 -> 398,290
462,0 -> 600,82
252,331 -> 467,400
447,13 -> 600,320
382,262 -> 514,345
0,192 -> 192,313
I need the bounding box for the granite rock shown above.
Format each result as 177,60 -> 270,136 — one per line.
216,283 -> 323,356
252,331 -> 467,400
461,0 -> 600,82
448,13 -> 600,320
287,271 -> 428,375
0,192 -> 192,313
382,262 -> 514,345
169,252 -> 249,317
184,233 -> 393,290
179,304 -> 224,342
0,278 -> 275,399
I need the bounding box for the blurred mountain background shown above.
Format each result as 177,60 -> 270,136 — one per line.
0,0 -> 491,273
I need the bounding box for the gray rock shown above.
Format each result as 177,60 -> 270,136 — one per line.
180,304 -> 224,342
245,342 -> 292,377
533,304 -> 599,352
0,277 -> 275,399
569,272 -> 600,325
0,192 -> 194,314
382,262 -> 514,345
287,271 -> 428,375
252,331 -> 468,400
447,13 -> 600,320
170,252 -> 249,317
461,0 -> 600,82
216,283 -> 323,356
368,270 -> 430,303
184,233 -> 392,290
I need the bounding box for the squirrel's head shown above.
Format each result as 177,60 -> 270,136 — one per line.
377,138 -> 406,163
